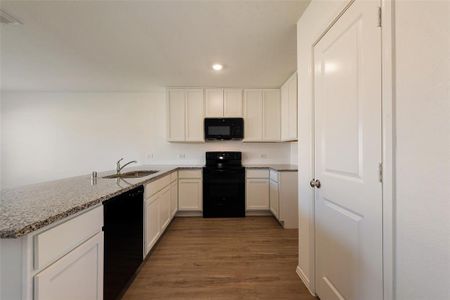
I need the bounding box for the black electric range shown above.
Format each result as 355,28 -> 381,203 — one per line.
203,152 -> 245,218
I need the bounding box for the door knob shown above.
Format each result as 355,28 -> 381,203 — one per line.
314,179 -> 321,188
310,179 -> 321,188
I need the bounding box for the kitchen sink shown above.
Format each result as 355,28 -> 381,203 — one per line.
103,170 -> 159,179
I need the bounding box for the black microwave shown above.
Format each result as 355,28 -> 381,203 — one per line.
204,118 -> 244,140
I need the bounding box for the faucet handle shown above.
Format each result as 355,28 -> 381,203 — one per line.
117,158 -> 124,165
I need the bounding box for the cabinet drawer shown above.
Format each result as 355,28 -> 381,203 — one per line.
246,169 -> 269,179
145,174 -> 171,198
170,171 -> 178,182
34,206 -> 103,270
178,169 -> 202,179
269,170 -> 279,182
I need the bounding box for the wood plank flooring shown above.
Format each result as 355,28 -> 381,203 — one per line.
123,217 -> 316,300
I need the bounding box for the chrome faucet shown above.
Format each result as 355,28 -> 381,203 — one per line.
116,158 -> 137,174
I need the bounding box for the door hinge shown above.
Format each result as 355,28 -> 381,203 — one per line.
378,162 -> 383,183
378,7 -> 382,27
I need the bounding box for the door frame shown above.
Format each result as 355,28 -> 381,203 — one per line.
305,0 -> 395,299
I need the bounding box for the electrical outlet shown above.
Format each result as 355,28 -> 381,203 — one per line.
260,153 -> 267,159
147,153 -> 154,159
178,154 -> 186,159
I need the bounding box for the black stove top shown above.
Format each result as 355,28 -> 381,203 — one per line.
205,151 -> 242,168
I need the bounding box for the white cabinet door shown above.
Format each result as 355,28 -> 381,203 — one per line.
262,89 -> 281,141
281,83 -> 289,141
269,179 -> 279,219
34,232 -> 103,300
144,194 -> 160,256
167,89 -> 186,142
281,73 -> 298,141
178,179 -> 202,211
287,73 -> 298,140
246,179 -> 269,210
159,186 -> 171,231
170,180 -> 178,217
243,89 -> 263,141
224,89 -> 243,117
186,89 -> 204,142
205,88 -> 224,117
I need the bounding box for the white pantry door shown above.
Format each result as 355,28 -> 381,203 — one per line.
313,0 -> 382,299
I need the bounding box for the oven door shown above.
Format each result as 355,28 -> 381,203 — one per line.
203,168 -> 245,217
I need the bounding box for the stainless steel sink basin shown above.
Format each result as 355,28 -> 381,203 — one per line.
103,170 -> 159,179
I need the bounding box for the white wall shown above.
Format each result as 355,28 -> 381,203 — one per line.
296,0 -> 450,298
1,91 -> 291,188
395,1 -> 450,299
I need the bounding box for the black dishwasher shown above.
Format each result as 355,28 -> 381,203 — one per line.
103,185 -> 144,300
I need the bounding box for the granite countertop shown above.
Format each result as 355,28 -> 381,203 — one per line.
244,164 -> 298,172
0,165 -> 202,239
0,163 -> 297,239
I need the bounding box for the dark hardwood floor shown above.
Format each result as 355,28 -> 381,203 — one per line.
123,217 -> 316,300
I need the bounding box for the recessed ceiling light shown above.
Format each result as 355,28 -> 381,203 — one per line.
212,64 -> 223,71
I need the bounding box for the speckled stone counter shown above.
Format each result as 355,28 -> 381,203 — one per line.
244,164 -> 298,172
0,165 -> 202,238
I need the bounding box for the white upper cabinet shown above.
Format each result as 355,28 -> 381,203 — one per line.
262,89 -> 281,141
205,88 -> 224,117
168,86 -> 287,143
186,89 -> 204,142
281,72 -> 298,141
224,89 -> 243,117
167,89 -> 186,142
205,88 -> 243,117
281,84 -> 289,140
167,88 -> 204,142
243,89 -> 264,141
243,89 -> 281,142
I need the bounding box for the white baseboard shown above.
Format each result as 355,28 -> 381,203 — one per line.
175,211 -> 203,217
245,210 -> 272,216
296,265 -> 315,296
175,211 -> 273,217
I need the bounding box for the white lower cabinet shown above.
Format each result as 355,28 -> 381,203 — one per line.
178,180 -> 202,210
269,179 -> 279,218
246,168 -> 298,228
34,232 -> 104,300
246,169 -> 270,210
144,172 -> 178,256
159,186 -> 171,231
178,170 -> 202,211
246,179 -> 270,210
269,170 -> 298,229
0,206 -> 104,300
144,194 -> 160,256
170,180 -> 178,217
